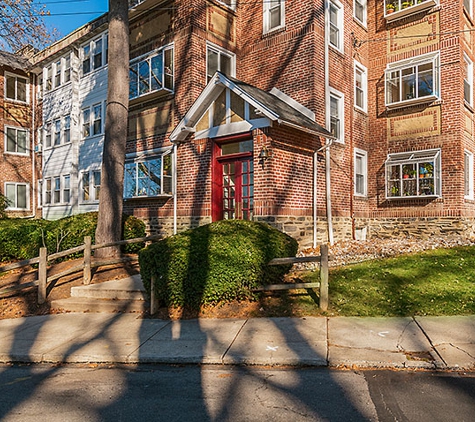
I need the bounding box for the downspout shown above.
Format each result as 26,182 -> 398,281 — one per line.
324,0 -> 334,245
173,142 -> 178,235
27,72 -> 36,219
313,149 -> 318,249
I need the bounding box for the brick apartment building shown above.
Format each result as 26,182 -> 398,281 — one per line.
0,51 -> 39,218
3,0 -> 475,247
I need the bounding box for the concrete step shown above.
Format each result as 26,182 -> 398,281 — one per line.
50,297 -> 149,314
71,275 -> 147,301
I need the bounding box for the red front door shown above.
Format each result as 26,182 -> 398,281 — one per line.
212,136 -> 254,221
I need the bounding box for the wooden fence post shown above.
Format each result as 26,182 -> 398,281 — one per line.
83,236 -> 92,285
150,275 -> 158,315
319,244 -> 329,311
38,247 -> 47,305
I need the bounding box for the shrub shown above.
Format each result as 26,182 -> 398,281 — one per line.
0,212 -> 146,262
0,194 -> 10,219
139,219 -> 298,309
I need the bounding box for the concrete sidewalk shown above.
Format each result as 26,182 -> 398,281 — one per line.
0,313 -> 474,369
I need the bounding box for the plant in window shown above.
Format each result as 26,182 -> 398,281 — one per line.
386,2 -> 396,13
402,1 -> 413,8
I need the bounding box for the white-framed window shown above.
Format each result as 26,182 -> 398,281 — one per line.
386,149 -> 441,199
207,43 -> 236,82
354,0 -> 366,26
54,59 -> 62,88
37,179 -> 43,208
464,53 -> 473,106
45,65 -> 52,92
354,61 -> 367,112
81,170 -> 101,202
465,150 -> 474,199
63,175 -> 71,203
81,33 -> 108,76
64,55 -> 71,83
5,127 -> 28,155
5,72 -> 28,103
5,182 -> 29,210
81,103 -> 104,139
54,119 -> 61,146
217,0 -> 235,10
129,45 -> 174,100
53,176 -> 61,203
45,178 -> 52,204
385,52 -> 440,109
329,88 -> 344,143
124,150 -> 173,198
92,103 -> 102,136
354,148 -> 367,197
63,115 -> 71,143
44,54 -> 72,92
328,0 -> 344,52
385,0 -> 438,20
44,122 -> 52,148
263,0 -> 285,34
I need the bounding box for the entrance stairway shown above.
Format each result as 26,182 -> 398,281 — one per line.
51,275 -> 149,313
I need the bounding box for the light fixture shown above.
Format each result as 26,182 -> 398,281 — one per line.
259,146 -> 272,161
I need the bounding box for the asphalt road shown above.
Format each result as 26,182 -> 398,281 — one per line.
0,365 -> 474,421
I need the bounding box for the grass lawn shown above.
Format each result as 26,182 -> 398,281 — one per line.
300,245 -> 475,317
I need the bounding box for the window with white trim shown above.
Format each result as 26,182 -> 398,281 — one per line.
385,0 -> 438,20
263,0 -> 285,34
38,180 -> 43,208
92,103 -> 102,136
54,119 -> 61,146
53,176 -> 61,203
464,54 -> 473,106
81,33 -> 108,76
385,52 -> 440,108
45,65 -> 52,92
5,183 -> 28,210
64,116 -> 71,143
386,149 -> 441,198
54,60 -> 61,88
64,55 -> 71,83
328,0 -> 344,52
5,127 -> 28,155
82,108 -> 91,138
217,0 -> 235,10
129,46 -> 174,100
63,175 -> 71,203
329,88 -> 344,143
5,73 -> 28,103
465,150 -> 474,199
81,170 -> 101,202
82,103 -> 104,139
207,44 -> 235,82
354,61 -> 367,112
355,149 -> 367,197
44,122 -> 52,148
124,151 -> 173,198
354,0 -> 366,26
45,178 -> 52,204
464,0 -> 472,16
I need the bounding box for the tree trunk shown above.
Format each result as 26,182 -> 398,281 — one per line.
95,0 -> 129,259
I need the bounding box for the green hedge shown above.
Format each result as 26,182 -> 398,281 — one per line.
0,212 -> 146,262
139,220 -> 298,308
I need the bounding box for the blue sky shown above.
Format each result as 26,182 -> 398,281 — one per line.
38,0 -> 109,38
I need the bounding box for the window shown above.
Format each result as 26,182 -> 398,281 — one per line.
464,54 -> 473,106
5,127 -> 28,155
465,0 -> 472,16
53,177 -> 61,203
385,0 -> 438,20
328,0 -> 343,52
263,0 -> 285,33
82,108 -> 91,138
355,149 -> 367,196
385,53 -> 440,108
465,151 -> 474,199
54,119 -> 61,146
207,44 -> 235,82
45,66 -> 52,92
5,73 -> 28,103
329,88 -> 344,142
38,180 -> 43,208
81,170 -> 101,202
81,33 -> 108,76
44,122 -> 52,148
124,152 -> 173,198
64,56 -> 71,83
64,116 -> 71,143
354,0 -> 366,26
386,149 -> 441,198
63,175 -> 71,203
93,104 -> 102,135
5,183 -> 28,210
54,60 -> 62,88
45,178 -> 52,204
217,0 -> 235,9
129,46 -> 174,100
354,61 -> 367,111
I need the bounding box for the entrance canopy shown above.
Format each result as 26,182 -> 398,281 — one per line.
170,72 -> 334,142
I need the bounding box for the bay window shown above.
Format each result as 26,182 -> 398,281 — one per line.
386,149 -> 441,199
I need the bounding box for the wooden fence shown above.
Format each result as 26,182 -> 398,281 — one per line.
1,237 -> 329,310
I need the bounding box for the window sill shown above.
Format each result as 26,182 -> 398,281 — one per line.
386,95 -> 439,110
129,88 -> 174,105
124,194 -> 173,201
385,0 -> 437,22
465,101 -> 474,114
386,194 -> 439,200
262,25 -> 286,38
